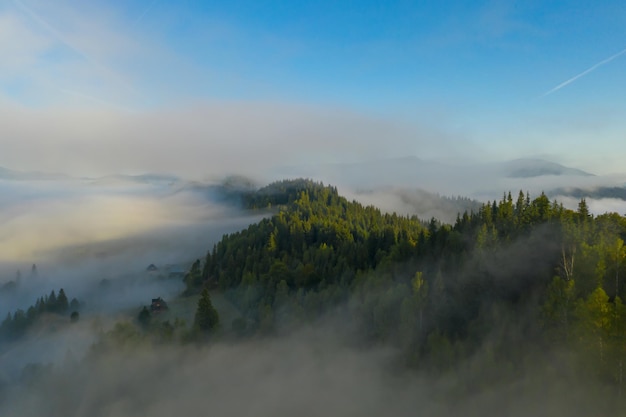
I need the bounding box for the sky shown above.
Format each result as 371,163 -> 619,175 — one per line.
1,0 -> 625,178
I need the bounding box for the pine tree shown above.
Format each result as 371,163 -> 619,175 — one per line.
194,288 -> 220,333
70,298 -> 80,311
412,271 -> 429,334
137,306 -> 151,328
47,290 -> 57,313
185,259 -> 202,290
577,198 -> 591,222
57,289 -> 69,314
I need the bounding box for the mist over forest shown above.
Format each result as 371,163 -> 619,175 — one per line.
3,0 -> 626,415
1,171 -> 626,416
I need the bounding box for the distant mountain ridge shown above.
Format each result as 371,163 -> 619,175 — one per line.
88,173 -> 181,186
278,156 -> 594,184
0,166 -> 186,186
550,186 -> 626,201
0,166 -> 70,181
501,158 -> 594,178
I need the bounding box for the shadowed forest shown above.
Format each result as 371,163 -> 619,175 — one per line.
2,178 -> 626,416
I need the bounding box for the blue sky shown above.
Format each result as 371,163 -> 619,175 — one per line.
1,0 -> 625,177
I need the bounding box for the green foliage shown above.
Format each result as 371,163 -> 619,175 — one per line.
56,289 -> 69,314
70,311 -> 79,323
194,289 -> 220,334
137,306 -> 151,328
0,288 -> 79,343
542,276 -> 576,341
178,179 -> 626,390
184,259 -> 203,293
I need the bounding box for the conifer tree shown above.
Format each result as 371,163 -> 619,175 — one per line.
57,289 -> 69,314
47,290 -> 57,312
194,288 -> 220,333
138,306 -> 151,328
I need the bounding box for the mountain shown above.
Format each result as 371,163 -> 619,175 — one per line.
275,157 -> 596,198
0,166 -> 70,181
550,186 -> 626,200
352,186 -> 483,224
186,178 -> 626,396
4,178 -> 626,413
500,158 -> 594,178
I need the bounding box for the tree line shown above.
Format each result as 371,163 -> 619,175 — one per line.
182,179 -> 626,394
0,289 -> 80,342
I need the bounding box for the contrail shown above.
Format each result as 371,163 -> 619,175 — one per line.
10,0 -> 138,108
11,0 -> 94,65
543,47 -> 626,97
135,0 -> 158,25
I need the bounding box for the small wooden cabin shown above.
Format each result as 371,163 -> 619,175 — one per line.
150,297 -> 168,312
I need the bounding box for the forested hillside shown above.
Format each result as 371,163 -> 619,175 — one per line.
186,179 -> 626,393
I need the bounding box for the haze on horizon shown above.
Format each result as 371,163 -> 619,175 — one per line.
1,0 -> 626,180
3,3 -> 626,415
2,0 -> 626,286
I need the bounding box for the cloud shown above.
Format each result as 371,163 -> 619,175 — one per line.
0,317 -> 615,417
0,102 -> 470,179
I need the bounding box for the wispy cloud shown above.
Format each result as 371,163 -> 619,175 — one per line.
542,47 -> 626,97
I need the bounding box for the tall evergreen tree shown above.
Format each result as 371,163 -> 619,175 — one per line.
57,289 -> 69,314
47,290 -> 57,313
137,306 -> 151,329
194,288 -> 220,333
185,259 -> 203,290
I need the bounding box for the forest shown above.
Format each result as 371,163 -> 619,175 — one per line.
184,179 -> 626,396
3,178 -> 626,414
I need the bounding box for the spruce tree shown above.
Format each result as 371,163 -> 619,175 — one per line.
137,306 -> 151,328
70,298 -> 80,311
57,289 -> 69,314
47,291 -> 57,312
194,288 -> 219,333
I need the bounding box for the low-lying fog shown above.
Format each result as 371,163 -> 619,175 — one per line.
1,320 -> 612,417
284,158 -> 626,219
1,167 -> 624,416
0,176 -> 265,377
2,162 -> 625,322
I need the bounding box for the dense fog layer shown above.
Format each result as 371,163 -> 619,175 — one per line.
0,319 -> 614,417
1,172 -> 625,417
0,177 -> 263,371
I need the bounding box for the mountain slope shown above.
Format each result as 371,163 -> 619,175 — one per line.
182,178 -> 626,397
500,158 -> 594,178
0,166 -> 70,181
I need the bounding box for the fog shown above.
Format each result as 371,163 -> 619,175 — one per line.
0,175 -> 271,390
3,101 -> 625,220
0,317 -> 613,417
1,154 -> 625,417
285,158 -> 626,219
3,0 -> 626,414
0,176 -> 264,320
1,172 -> 623,416
279,156 -> 626,201
0,103 -> 470,181
1,159 -> 623,322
